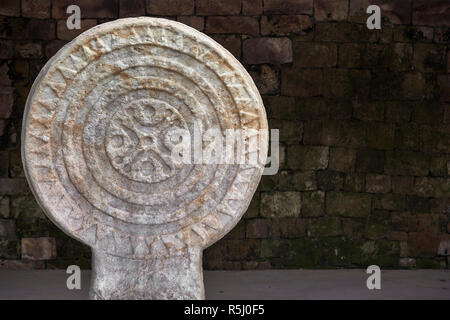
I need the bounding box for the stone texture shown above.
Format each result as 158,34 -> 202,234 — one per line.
329,147 -> 356,172
57,19 -> 97,41
327,192 -> 371,217
0,0 -> 20,16
373,0 -> 411,24
177,16 -> 204,32
263,0 -> 313,15
0,219 -> 16,239
314,0 -> 348,21
52,0 -> 119,19
242,0 -> 263,15
294,42 -> 337,67
146,0 -> 194,15
287,146 -> 329,170
413,0 -> 450,27
261,192 -> 301,218
205,16 -> 259,35
243,38 -> 292,64
261,15 -> 312,36
21,237 -> 56,260
196,0 -> 241,15
281,68 -> 323,97
21,0 -> 51,19
119,0 -> 146,17
22,18 -> 267,299
249,65 -> 279,95
366,174 -> 391,194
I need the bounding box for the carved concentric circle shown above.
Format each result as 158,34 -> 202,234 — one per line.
22,18 -> 268,258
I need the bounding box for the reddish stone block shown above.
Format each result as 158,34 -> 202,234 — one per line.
366,174 -> 391,193
29,20 -> 56,40
0,219 -> 16,239
264,0 -> 313,15
52,0 -> 118,19
438,75 -> 450,102
0,0 -> 20,17
249,64 -> 279,94
373,0 -> 411,24
242,0 -> 263,15
293,42 -> 337,67
205,16 -> 259,35
22,0 -> 51,19
14,42 -> 42,58
314,0 -> 348,21
45,40 -> 67,59
243,38 -> 292,64
0,87 -> 14,119
408,231 -> 440,257
177,16 -> 204,31
119,0 -> 146,17
392,176 -> 415,195
211,35 -> 241,59
146,0 -> 194,15
413,0 -> 450,27
281,68 -> 323,97
21,237 -> 57,260
0,179 -> 27,195
261,15 -> 312,36
0,40 -> 14,59
196,0 -> 241,15
329,147 -> 356,172
0,63 -> 12,86
0,259 -> 45,269
57,19 -> 97,41
349,0 -> 370,23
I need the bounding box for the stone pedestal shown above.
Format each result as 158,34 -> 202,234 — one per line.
22,17 -> 268,299
90,248 -> 204,300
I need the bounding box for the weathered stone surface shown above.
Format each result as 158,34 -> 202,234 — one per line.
177,16 -> 204,32
249,65 -> 279,95
261,192 -> 301,218
0,219 -> 16,239
210,35 -> 241,59
242,0 -> 263,15
22,18 -> 268,299
294,42 -> 337,67
196,0 -> 241,15
0,0 -> 20,16
349,0 -> 370,23
52,0 -> 118,19
287,146 -> 329,170
281,68 -> 323,97
119,0 -> 146,18
327,192 -> 371,217
261,15 -> 312,36
413,0 -> 450,27
373,0 -> 411,24
21,237 -> 56,260
57,19 -> 97,41
263,0 -> 313,15
22,0 -> 51,19
243,38 -> 292,64
314,0 -> 348,21
302,191 -> 325,217
205,16 -> 259,35
366,174 -> 391,193
329,147 -> 356,172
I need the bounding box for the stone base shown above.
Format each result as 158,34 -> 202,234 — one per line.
89,248 -> 204,300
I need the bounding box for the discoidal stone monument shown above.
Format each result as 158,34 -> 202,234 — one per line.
22,18 -> 268,299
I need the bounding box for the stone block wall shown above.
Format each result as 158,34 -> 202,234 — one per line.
0,0 -> 449,270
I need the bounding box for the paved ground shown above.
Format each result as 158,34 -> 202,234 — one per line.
0,269 -> 449,299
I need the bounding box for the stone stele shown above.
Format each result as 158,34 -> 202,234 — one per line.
21,17 -> 268,299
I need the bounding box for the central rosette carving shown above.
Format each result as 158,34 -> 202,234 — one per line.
105,98 -> 188,184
